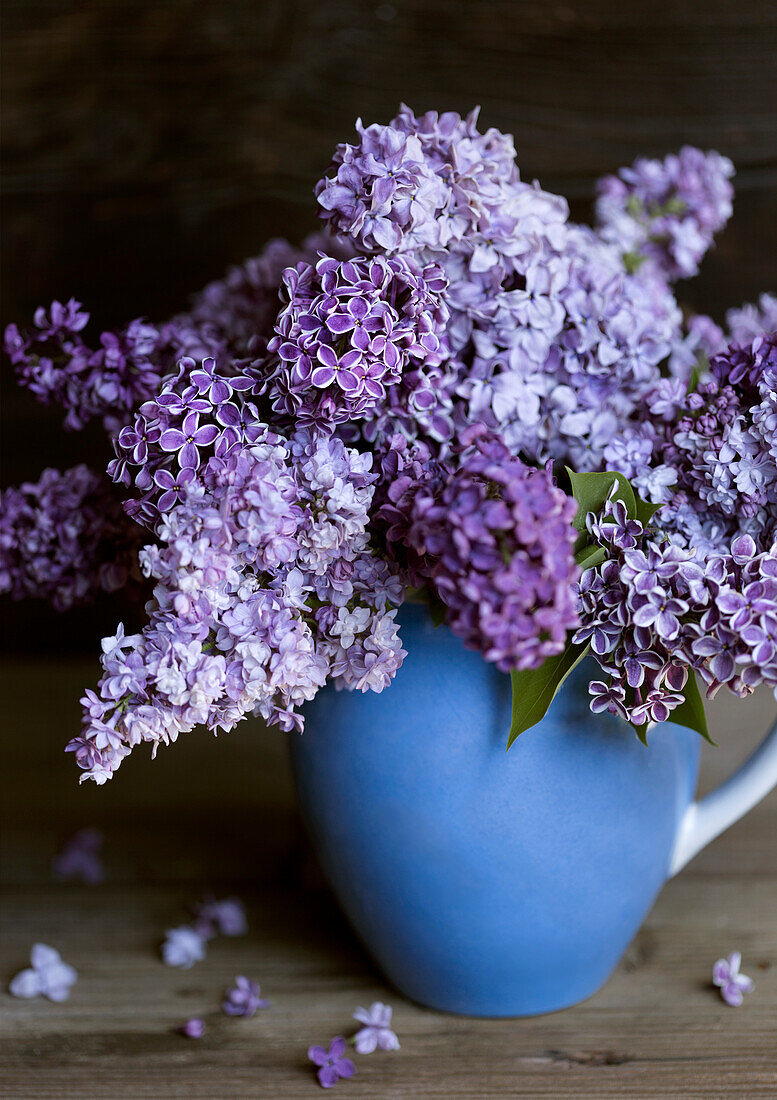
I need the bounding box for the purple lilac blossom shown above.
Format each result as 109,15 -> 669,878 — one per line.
575,494 -> 777,725
4,302 -> 163,433
192,897 -> 247,939
52,828 -> 104,884
177,1017 -> 205,1038
316,105 -> 687,469
183,233 -> 355,360
69,427 -> 405,783
107,355 -> 266,529
596,146 -> 734,280
399,426 -> 579,672
9,944 -> 77,1002
221,976 -> 270,1017
4,105 -> 776,767
352,1002 -> 400,1053
308,1037 -> 356,1089
0,466 -> 138,611
606,333 -> 777,558
712,952 -> 755,1007
260,252 -> 450,431
161,926 -> 206,969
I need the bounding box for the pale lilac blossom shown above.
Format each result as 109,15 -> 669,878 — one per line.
353,1002 -> 400,1053
161,926 -> 206,969
712,952 -> 754,1007
9,944 -> 77,1002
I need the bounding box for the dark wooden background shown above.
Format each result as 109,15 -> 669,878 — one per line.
2,0 -> 777,651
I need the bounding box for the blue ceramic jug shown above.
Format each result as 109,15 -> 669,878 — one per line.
291,603 -> 777,1016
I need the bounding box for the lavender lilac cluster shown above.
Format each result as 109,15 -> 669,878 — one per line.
576,497 -> 777,726
0,466 -> 137,611
2,102 -> 775,772
316,105 -> 699,473
596,146 -> 734,280
67,424 -> 406,783
605,332 -> 777,557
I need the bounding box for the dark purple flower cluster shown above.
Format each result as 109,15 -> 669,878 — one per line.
394,428 -> 580,672
596,146 -> 734,280
0,466 -> 137,612
4,301 -> 164,433
261,253 -> 449,428
576,496 -> 777,726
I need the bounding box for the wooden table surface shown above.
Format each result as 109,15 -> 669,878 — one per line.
1,659 -> 777,1098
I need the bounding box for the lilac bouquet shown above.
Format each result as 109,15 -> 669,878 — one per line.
2,106 -> 776,783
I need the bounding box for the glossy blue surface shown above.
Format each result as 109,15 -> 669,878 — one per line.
291,603 -> 701,1016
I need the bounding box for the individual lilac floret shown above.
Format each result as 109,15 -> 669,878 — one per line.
177,1017 -> 205,1038
9,944 -> 78,1002
192,897 -> 247,939
52,828 -> 104,884
308,1037 -> 356,1090
712,952 -> 754,1007
352,1002 -> 400,1053
0,466 -> 138,611
161,926 -> 206,969
262,252 -> 450,428
221,976 -> 270,1017
403,427 -> 579,672
596,146 -> 734,280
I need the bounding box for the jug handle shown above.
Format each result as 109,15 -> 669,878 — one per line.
669,711 -> 777,877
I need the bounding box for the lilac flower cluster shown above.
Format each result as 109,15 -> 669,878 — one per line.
4,301 -> 164,433
390,428 -> 580,672
605,332 -> 777,558
0,466 -> 138,611
2,102 -> 775,768
596,146 -> 734,280
107,355 -> 264,528
69,425 -> 405,783
261,253 -> 450,431
576,496 -> 777,726
316,105 -> 691,471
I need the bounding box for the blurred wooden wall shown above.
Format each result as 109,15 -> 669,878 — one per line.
2,0 -> 776,647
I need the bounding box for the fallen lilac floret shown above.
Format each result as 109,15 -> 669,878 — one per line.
9,944 -> 77,1002
352,1001 -> 400,1053
712,951 -> 755,1007
52,827 -> 104,884
161,926 -> 206,969
177,1017 -> 205,1038
221,975 -> 270,1017
308,1036 -> 356,1089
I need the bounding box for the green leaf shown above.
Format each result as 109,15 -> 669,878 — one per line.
575,544 -> 607,570
634,494 -> 660,528
508,641 -> 590,748
566,468 -> 637,536
668,670 -> 714,744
